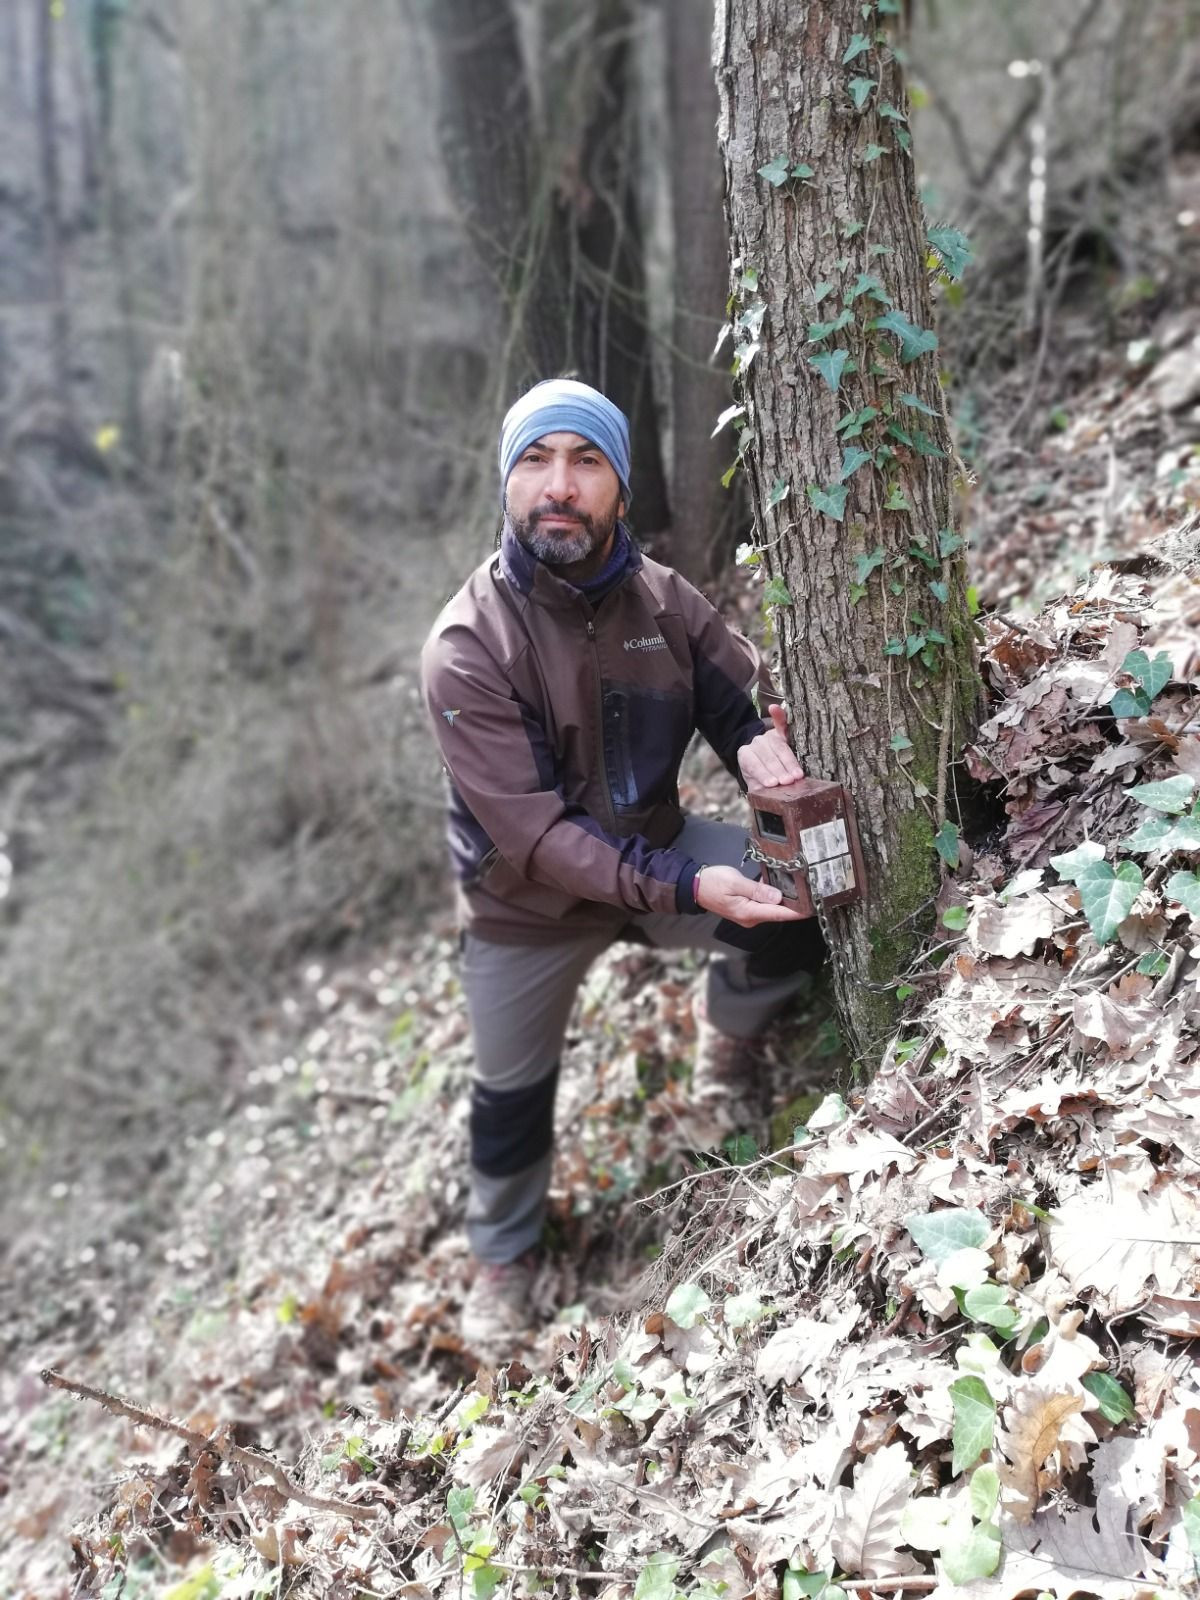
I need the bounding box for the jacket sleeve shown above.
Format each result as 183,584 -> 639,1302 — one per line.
681,580 -> 783,784
421,624 -> 705,916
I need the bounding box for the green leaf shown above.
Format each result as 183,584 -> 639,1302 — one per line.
841,218 -> 865,239
837,404 -> 879,438
853,545 -> 885,584
849,583 -> 866,606
848,271 -> 890,304
808,308 -> 855,341
1166,809 -> 1200,849
808,348 -> 851,393
725,1290 -> 770,1330
791,162 -> 816,179
720,461 -> 738,489
930,579 -> 949,604
1110,687 -> 1151,719
1076,858 -> 1144,945
767,478 -> 790,508
758,153 -> 791,186
949,1376 -> 996,1475
1050,839 -> 1106,881
962,1282 -> 1020,1337
665,1283 -> 711,1329
970,1464 -> 1001,1522
927,225 -> 973,281
879,101 -> 907,121
813,280 -> 834,304
762,577 -> 793,607
1136,949 -> 1168,977
739,267 -> 759,292
872,308 -> 939,363
909,541 -> 939,571
884,484 -> 912,512
896,983 -> 915,1000
905,632 -> 925,657
1122,648 -> 1172,699
840,446 -> 874,481
908,1207 -> 988,1261
941,1520 -> 1001,1584
1167,870 -> 1200,916
913,429 -> 946,457
808,482 -> 850,521
893,125 -> 912,152
635,1553 -> 681,1600
1081,1371 -> 1135,1424
842,31 -> 871,62
1125,774 -> 1196,814
941,904 -> 967,934
1183,1495 -> 1200,1575
863,142 -> 887,162
935,819 -> 960,867
899,391 -> 938,416
1126,814 -> 1173,852
890,731 -> 913,752
472,1565 -> 503,1600
938,527 -> 963,557
848,75 -> 875,109
448,1486 -> 477,1534
966,584 -> 979,615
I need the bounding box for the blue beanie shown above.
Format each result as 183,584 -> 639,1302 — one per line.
498,379 -> 633,511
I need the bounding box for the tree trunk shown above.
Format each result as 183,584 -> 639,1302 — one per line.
34,0 -> 73,415
713,0 -> 979,1064
666,0 -> 735,582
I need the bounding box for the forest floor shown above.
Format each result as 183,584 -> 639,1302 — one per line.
3,285 -> 1200,1600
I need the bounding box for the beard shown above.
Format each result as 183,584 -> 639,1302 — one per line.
507,493 -> 620,569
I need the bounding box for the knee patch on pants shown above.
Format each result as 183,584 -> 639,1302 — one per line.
470,1063 -> 559,1177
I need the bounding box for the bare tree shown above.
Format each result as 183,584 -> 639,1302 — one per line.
34,0 -> 73,415
714,0 -> 979,1061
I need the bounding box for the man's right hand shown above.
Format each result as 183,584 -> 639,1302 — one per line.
694,865 -> 805,927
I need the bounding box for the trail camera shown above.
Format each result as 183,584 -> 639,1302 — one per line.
747,778 -> 866,915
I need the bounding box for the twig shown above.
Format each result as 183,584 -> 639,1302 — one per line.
41,1368 -> 379,1522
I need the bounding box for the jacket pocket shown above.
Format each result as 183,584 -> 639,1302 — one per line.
603,686 -> 692,816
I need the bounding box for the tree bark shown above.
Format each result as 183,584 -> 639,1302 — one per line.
666,0 -> 736,582
713,0 -> 979,1063
34,0 -> 73,416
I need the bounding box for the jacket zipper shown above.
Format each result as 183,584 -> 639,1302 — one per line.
584,610 -> 619,833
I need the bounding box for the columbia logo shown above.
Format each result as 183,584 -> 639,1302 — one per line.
442,708 -> 462,725
623,634 -> 667,652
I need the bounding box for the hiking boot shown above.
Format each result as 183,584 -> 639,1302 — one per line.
460,1250 -> 539,1354
691,996 -> 765,1126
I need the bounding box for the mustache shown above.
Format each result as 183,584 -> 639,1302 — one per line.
530,503 -> 586,525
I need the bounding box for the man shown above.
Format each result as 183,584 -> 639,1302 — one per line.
421,378 -> 826,1350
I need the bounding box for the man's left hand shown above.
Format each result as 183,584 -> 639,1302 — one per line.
738,703 -> 805,789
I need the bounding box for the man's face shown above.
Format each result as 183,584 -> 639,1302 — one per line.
504,431 -> 625,569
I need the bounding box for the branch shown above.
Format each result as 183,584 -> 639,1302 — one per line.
41,1368 -> 379,1523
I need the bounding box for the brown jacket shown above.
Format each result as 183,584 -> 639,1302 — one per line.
420,525 -> 779,943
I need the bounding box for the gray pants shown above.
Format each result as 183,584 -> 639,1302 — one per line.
461,816 -> 825,1262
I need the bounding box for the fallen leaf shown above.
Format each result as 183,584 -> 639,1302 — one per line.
830,1441 -> 918,1577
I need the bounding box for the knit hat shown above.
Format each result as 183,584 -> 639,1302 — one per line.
498,379 -> 632,511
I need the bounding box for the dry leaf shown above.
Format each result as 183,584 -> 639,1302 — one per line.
968,898 -> 1056,958
830,1441 -> 917,1577
997,1387 -> 1090,1522
1046,1182 -> 1200,1313
1071,992 -> 1160,1056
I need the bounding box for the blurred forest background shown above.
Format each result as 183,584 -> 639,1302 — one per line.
1,0 -> 1199,1269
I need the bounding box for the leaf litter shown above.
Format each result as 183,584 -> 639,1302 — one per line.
5,375 -> 1200,1597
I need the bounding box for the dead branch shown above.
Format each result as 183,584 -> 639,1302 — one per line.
41,1368 -> 379,1523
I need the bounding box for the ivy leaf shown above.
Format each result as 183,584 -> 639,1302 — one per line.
837,404 -> 879,438
842,31 -> 871,62
872,308 -> 939,363
935,819 -> 960,867
962,1282 -> 1020,1336
808,308 -> 855,341
905,632 -> 925,657
1110,687 -> 1151,718
890,731 -> 913,752
909,542 -> 939,571
808,348 -> 851,393
938,527 -> 963,557
942,903 -> 967,927
635,1554 -> 681,1600
1165,808 -> 1200,849
841,218 -> 865,239
1050,839 -> 1106,881
1167,870 -> 1200,916
1076,858 -> 1144,944
1081,1372 -> 1136,1424
711,402 -> 745,437
848,75 -> 875,110
813,280 -> 835,305
883,636 -> 904,656
854,545 -> 885,583
929,579 -> 949,604
791,161 -> 815,179
665,1282 -> 711,1329
884,484 -> 912,512
1136,950 -> 1169,977
940,1521 -> 1001,1585
762,577 -> 793,607
927,225 -> 973,280
1126,774 -> 1196,813
912,429 -> 946,457
899,391 -> 938,416
907,1207 -> 988,1261
848,271 -> 891,304
863,142 -> 887,162
767,478 -> 790,508
807,482 -> 850,522
720,461 -> 738,489
1122,648 -> 1173,699
949,1376 -> 996,1475
735,541 -> 760,567
739,266 -> 759,291
893,126 -> 912,152
840,446 -> 874,481
879,101 -> 907,121
849,583 -> 866,606
758,153 -> 791,186
970,1465 -> 1000,1523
